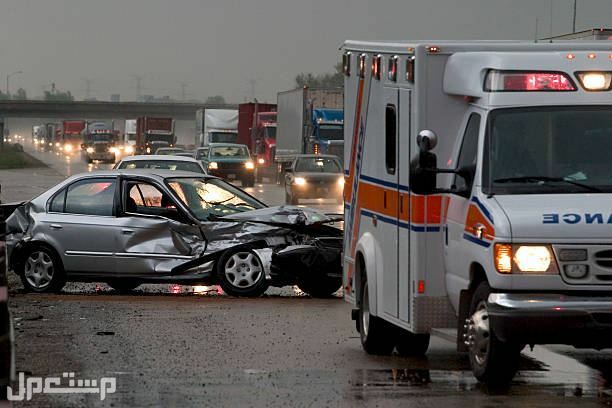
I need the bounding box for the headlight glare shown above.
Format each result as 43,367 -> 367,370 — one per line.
209,162 -> 218,170
245,161 -> 255,170
514,246 -> 552,272
294,177 -> 307,186
86,147 -> 94,154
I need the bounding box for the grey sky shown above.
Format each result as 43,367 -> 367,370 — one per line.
1,0 -> 610,103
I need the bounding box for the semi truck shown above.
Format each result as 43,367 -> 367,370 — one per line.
238,102 -> 277,182
275,87 -> 344,176
81,121 -> 119,163
59,120 -> 86,154
342,40 -> 612,385
196,109 -> 238,146
135,117 -> 176,154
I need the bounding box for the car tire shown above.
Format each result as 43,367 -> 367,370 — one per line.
297,276 -> 342,298
359,277 -> 395,355
396,329 -> 430,357
242,176 -> 255,188
107,280 -> 141,293
19,244 -> 66,293
467,281 -> 521,385
216,248 -> 268,297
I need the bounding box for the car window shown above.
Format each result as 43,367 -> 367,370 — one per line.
196,149 -> 209,160
64,179 -> 116,216
129,184 -> 165,207
49,189 -> 66,212
295,157 -> 341,173
210,146 -> 248,158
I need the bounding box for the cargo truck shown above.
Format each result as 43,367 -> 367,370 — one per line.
81,121 -> 118,163
59,120 -> 86,154
196,109 -> 238,146
275,87 -> 344,178
135,117 -> 176,154
238,102 -> 277,182
122,119 -> 137,155
342,40 -> 612,386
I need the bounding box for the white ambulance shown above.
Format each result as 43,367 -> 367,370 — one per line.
342,40 -> 612,385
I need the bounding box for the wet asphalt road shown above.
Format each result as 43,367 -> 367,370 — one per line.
4,140 -> 612,407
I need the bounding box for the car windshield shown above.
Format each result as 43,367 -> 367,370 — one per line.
295,157 -> 341,173
318,125 -> 343,140
167,177 -> 264,220
210,132 -> 238,143
210,146 -> 249,159
484,107 -> 612,194
119,160 -> 204,173
92,134 -> 113,142
157,149 -> 183,155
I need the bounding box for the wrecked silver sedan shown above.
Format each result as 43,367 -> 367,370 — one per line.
5,170 -> 343,297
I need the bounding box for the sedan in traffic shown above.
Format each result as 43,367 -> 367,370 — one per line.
114,155 -> 207,174
5,170 -> 343,298
285,155 -> 344,204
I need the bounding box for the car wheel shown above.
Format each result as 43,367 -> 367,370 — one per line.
359,277 -> 395,355
467,281 -> 521,385
297,276 -> 342,298
216,248 -> 268,297
107,280 -> 141,293
396,329 -> 430,357
19,245 -> 66,293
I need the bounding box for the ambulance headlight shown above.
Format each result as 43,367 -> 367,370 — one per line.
576,72 -> 612,91
495,244 -> 558,274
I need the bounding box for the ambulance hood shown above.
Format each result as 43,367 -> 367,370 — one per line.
493,194 -> 612,241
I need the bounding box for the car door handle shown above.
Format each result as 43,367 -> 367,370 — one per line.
121,229 -> 135,235
49,224 -> 63,230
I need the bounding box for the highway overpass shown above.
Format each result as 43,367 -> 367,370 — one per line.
0,100 -> 238,120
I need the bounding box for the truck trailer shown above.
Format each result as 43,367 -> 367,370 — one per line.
196,109 -> 238,147
342,40 -> 612,385
275,87 -> 344,173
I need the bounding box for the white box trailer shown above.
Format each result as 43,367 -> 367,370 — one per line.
196,109 -> 239,147
342,40 -> 612,385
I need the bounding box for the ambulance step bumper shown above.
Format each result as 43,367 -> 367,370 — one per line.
487,293 -> 612,348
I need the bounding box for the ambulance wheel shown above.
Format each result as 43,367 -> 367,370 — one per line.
396,329 -> 430,357
467,281 -> 521,385
359,278 -> 395,355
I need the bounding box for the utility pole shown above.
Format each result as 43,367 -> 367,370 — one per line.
131,75 -> 144,100
249,79 -> 256,101
572,0 -> 577,33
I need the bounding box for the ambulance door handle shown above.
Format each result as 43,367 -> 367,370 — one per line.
444,225 -> 448,245
372,215 -> 378,227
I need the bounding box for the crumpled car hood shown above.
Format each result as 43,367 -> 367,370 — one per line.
220,205 -> 342,226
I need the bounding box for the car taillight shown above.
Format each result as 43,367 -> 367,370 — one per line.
485,70 -> 576,92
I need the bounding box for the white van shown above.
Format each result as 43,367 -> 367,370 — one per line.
342,40 -> 612,384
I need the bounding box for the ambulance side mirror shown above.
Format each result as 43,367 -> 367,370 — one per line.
417,130 -> 438,153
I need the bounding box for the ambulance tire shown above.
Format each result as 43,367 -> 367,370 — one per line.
359,279 -> 395,355
395,330 -> 430,357
468,281 -> 521,385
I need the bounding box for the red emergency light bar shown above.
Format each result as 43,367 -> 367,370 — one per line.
484,70 -> 577,92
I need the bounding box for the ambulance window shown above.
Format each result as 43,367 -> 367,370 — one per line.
454,114 -> 481,194
385,105 -> 397,174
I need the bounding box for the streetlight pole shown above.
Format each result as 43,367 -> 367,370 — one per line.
6,71 -> 22,97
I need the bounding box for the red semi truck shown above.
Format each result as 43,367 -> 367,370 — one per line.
238,102 -> 277,182
60,120 -> 86,154
135,117 -> 176,154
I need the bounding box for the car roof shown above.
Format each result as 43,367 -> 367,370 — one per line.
70,169 -> 215,180
118,155 -> 199,162
294,154 -> 339,160
208,143 -> 248,148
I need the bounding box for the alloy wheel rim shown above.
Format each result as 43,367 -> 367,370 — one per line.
224,252 -> 263,289
468,300 -> 490,366
24,251 -> 54,289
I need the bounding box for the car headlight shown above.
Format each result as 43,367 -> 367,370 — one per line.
64,144 -> 73,152
257,158 -> 265,165
245,161 -> 255,170
294,177 -> 307,186
109,147 -> 118,154
494,244 -> 558,274
125,145 -> 134,154
338,177 -> 345,187
55,142 -> 60,147
86,147 -> 94,154
209,162 -> 218,170
146,147 -> 151,153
